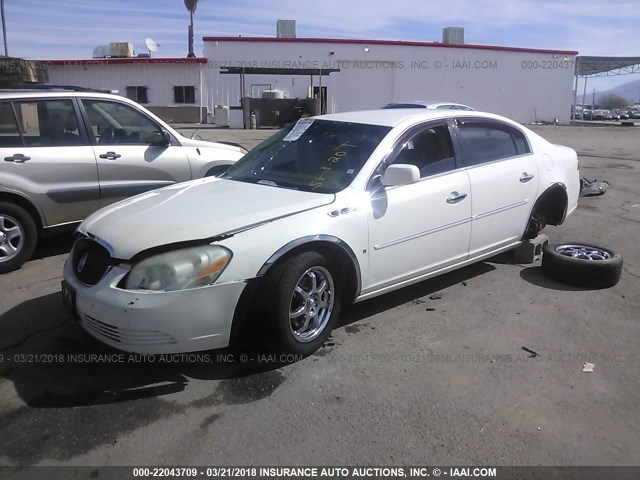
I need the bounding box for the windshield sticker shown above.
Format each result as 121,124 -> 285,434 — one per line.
283,118 -> 315,142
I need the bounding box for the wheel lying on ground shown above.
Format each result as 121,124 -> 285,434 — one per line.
0,202 -> 38,274
541,242 -> 623,288
264,251 -> 341,356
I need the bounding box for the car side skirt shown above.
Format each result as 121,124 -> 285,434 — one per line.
355,240 -> 521,302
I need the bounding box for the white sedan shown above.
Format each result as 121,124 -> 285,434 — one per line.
62,109 -> 580,356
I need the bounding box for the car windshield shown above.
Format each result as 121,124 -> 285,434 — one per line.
223,119 -> 391,193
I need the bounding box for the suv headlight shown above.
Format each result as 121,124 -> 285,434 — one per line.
124,245 -> 232,292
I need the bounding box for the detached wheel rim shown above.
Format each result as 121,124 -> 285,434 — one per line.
0,214 -> 24,263
289,266 -> 335,343
555,244 -> 611,261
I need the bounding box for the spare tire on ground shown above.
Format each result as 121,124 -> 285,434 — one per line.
542,242 -> 623,288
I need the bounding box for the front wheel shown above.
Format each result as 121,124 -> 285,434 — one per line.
265,252 -> 341,356
0,202 -> 38,274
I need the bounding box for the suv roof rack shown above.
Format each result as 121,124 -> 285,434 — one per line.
0,85 -> 119,94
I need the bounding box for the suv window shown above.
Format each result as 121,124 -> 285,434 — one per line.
6,100 -> 83,147
0,102 -> 21,147
82,100 -> 163,145
392,124 -> 456,178
458,121 -> 519,166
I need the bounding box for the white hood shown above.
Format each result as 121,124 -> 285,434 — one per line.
79,178 -> 335,259
178,136 -> 244,153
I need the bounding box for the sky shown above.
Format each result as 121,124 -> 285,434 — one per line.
3,0 -> 640,93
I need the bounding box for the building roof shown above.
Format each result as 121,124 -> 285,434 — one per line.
203,36 -> 578,56
576,56 -> 640,76
40,57 -> 208,66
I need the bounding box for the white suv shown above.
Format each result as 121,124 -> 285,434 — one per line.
0,86 -> 245,273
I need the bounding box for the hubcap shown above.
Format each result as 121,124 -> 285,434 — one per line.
0,214 -> 24,263
289,266 -> 335,343
555,244 -> 611,261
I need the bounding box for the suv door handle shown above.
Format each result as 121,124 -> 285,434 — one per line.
446,191 -> 468,204
99,152 -> 121,160
520,172 -> 535,182
4,154 -> 31,163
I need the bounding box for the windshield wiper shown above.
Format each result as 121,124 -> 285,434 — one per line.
257,179 -> 279,187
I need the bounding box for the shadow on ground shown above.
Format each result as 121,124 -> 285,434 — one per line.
0,260 -> 496,463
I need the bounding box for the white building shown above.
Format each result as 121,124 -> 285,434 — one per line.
204,36 -> 578,125
43,31 -> 578,126
45,57 -> 208,122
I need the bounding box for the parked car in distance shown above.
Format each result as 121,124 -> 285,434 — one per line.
581,109 -> 593,120
590,109 -> 608,121
382,101 -> 475,111
0,86 -> 246,273
63,109 -> 580,357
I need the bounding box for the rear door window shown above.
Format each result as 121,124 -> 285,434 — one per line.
0,102 -> 22,147
10,99 -> 83,147
457,120 -> 520,167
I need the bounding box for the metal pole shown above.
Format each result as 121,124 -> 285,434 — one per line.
1,0 -> 8,56
572,72 -> 578,125
582,76 -> 588,112
319,69 -> 323,114
199,65 -> 204,124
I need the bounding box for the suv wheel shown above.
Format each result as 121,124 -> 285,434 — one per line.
0,202 -> 38,273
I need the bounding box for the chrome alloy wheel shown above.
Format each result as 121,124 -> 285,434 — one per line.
288,266 -> 335,343
0,214 -> 24,263
555,244 -> 612,261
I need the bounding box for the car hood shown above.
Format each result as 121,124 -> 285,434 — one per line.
178,135 -> 245,153
79,178 -> 335,259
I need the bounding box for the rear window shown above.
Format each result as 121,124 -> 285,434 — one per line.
458,121 -> 528,167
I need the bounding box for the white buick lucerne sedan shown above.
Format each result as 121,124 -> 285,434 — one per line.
62,109 -> 580,356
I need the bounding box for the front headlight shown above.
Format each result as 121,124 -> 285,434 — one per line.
124,245 -> 232,292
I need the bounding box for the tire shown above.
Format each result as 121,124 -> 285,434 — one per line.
263,251 -> 341,356
0,202 -> 38,274
542,242 -> 622,288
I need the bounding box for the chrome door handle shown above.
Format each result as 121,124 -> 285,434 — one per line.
446,191 -> 468,204
520,172 -> 535,182
99,152 -> 121,160
4,153 -> 31,163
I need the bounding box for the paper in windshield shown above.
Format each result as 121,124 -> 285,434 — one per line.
283,118 -> 315,142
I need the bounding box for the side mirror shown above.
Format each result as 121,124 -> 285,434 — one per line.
148,129 -> 171,147
381,164 -> 420,187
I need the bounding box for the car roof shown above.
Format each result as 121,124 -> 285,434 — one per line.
316,109 -> 515,128
0,90 -> 119,99
383,100 -> 474,109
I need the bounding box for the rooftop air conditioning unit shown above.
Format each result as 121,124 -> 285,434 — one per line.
109,42 -> 135,58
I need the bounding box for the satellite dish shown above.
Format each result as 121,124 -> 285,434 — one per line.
145,38 -> 160,55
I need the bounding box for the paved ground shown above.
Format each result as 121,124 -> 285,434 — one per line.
0,125 -> 639,468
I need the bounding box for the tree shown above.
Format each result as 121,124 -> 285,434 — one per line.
1,0 -> 8,56
599,93 -> 629,110
184,0 -> 199,58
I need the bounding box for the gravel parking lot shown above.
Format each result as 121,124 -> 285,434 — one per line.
0,124 -> 638,468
